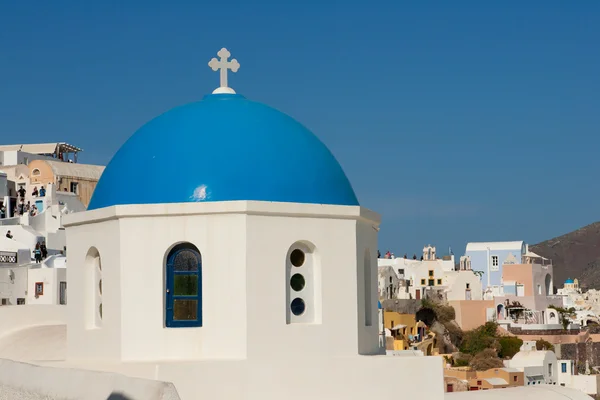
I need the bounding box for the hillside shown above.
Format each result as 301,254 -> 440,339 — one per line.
531,222 -> 600,290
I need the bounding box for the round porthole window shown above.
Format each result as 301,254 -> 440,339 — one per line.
290,249 -> 305,267
290,273 -> 305,292
290,298 -> 306,316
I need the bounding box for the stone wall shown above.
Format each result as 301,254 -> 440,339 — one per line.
558,342 -> 600,374
508,327 -> 580,336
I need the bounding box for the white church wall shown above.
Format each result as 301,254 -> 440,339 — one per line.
65,218 -> 122,362
65,202 -> 249,362
244,204 -> 380,360
117,211 -> 248,362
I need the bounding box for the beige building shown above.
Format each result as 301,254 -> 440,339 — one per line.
445,367 -> 524,392
27,160 -> 104,207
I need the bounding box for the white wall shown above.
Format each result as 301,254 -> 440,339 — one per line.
64,201 -> 381,363
0,265 -> 28,305
0,304 -> 66,337
27,268 -> 66,305
445,270 -> 483,301
0,358 -> 181,400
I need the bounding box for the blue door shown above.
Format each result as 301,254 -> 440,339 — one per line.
35,200 -> 44,212
165,245 -> 202,327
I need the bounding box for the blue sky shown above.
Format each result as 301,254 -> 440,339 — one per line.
1,1 -> 599,257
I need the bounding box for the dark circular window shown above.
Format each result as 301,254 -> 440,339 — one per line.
290,273 -> 305,292
290,298 -> 306,316
290,249 -> 305,267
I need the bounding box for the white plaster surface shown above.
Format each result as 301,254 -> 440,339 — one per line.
0,358 -> 180,400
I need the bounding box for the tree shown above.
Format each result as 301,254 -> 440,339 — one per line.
469,348 -> 505,371
460,322 -> 499,355
536,338 -> 555,352
498,336 -> 523,359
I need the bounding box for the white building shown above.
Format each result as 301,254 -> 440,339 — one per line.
378,245 -> 482,301
505,349 -> 559,385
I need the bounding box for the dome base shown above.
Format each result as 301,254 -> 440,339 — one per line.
212,87 -> 236,94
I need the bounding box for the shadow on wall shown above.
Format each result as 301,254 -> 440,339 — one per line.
107,393 -> 133,400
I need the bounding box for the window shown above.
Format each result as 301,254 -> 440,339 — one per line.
70,182 -> 79,194
420,279 -> 426,285
32,169 -> 40,176
35,282 -> 44,296
288,242 -> 320,324
548,363 -> 553,377
398,269 -> 404,275
1,299 -> 7,305
428,279 -> 435,286
437,279 -> 442,285
513,375 -> 517,382
477,381 -> 482,386
538,284 -> 542,295
491,256 -> 499,270
86,247 -> 102,328
561,363 -> 567,373
165,243 -> 203,328
428,270 -> 434,277
17,298 -> 25,305
466,283 -> 470,289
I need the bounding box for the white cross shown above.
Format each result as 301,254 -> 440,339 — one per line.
208,48 -> 240,94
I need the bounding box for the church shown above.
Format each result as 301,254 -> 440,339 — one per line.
0,49 -> 591,400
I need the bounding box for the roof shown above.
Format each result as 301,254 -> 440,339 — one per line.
43,160 -> 104,181
525,250 -> 548,260
446,385 -> 593,399
88,93 -> 358,210
510,350 -> 556,366
0,143 -> 82,154
500,367 -> 521,372
466,241 -> 524,252
483,378 -> 508,385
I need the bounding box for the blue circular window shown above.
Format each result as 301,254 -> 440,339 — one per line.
290,298 -> 306,316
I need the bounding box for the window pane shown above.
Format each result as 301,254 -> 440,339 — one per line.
173,250 -> 199,272
173,299 -> 198,321
174,275 -> 198,296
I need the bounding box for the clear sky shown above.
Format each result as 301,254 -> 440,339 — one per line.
1,1 -> 599,257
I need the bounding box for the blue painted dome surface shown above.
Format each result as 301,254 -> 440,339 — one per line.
89,94 -> 359,210
565,278 -> 574,284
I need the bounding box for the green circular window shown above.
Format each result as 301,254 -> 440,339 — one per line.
290,249 -> 305,267
290,273 -> 305,292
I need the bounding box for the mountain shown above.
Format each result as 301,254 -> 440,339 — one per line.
531,222 -> 600,290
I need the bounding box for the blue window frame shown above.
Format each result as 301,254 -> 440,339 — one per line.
561,363 -> 567,373
165,244 -> 202,328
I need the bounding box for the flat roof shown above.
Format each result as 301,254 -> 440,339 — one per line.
0,143 -> 83,154
466,241 -> 524,252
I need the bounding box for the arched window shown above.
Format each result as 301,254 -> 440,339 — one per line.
85,247 -> 102,328
286,241 -> 320,324
165,243 -> 202,328
32,168 -> 41,176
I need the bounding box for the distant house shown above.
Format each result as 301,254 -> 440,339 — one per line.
28,160 -> 104,208
465,241 -> 526,290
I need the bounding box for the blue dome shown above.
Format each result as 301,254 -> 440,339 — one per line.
565,278 -> 574,284
89,94 -> 359,210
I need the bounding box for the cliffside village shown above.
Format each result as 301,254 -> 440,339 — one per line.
1,142 -> 599,398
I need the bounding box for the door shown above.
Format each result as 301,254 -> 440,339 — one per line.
35,200 -> 44,213
416,289 -> 421,300
59,282 -> 67,304
447,384 -> 454,392
166,246 -> 202,327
